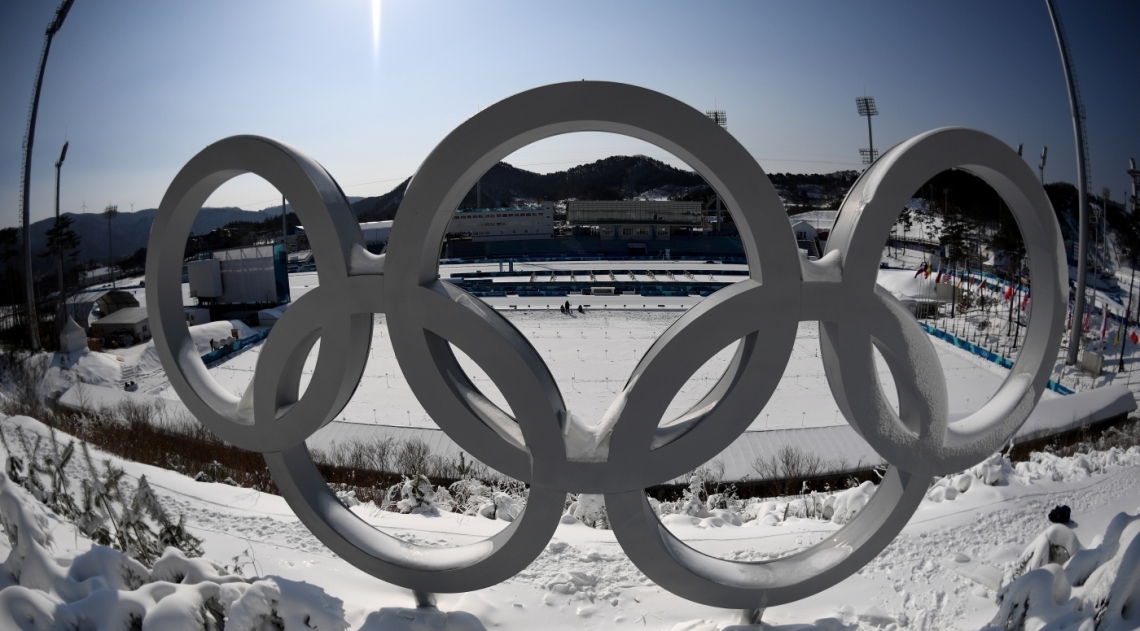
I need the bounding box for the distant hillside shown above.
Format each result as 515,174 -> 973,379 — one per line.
351,156 -> 709,222
17,203 -> 360,271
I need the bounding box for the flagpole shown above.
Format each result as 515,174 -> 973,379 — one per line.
1118,265 -> 1135,372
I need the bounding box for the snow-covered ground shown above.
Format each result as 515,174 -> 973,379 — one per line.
3,413 -> 1140,630
28,249 -> 1140,629
111,268 -> 1039,438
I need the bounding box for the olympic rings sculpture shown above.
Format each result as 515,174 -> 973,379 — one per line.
146,81 -> 1066,609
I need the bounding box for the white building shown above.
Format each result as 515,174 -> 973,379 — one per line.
187,244 -> 289,306
359,221 -> 392,249
91,306 -> 150,342
446,202 -> 554,241
790,220 -> 819,241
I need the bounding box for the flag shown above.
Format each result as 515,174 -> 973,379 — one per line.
1004,285 -> 1014,301
914,266 -> 924,278
935,271 -> 943,284
1132,331 -> 1138,345
1021,291 -> 1030,311
924,263 -> 931,279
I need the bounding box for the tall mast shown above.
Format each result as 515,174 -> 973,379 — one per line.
1046,0 -> 1092,365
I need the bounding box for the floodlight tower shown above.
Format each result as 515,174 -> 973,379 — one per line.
1039,147 -> 1048,183
706,110 -> 728,224
1047,0 -> 1093,366
1128,158 -> 1140,215
20,0 -> 76,351
705,109 -> 727,129
54,140 -> 68,316
104,204 -> 118,289
855,96 -> 878,165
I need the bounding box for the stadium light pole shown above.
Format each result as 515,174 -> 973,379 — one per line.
104,204 -> 118,289
53,140 -> 68,324
20,0 -> 75,351
1046,0 -> 1091,366
855,96 -> 878,165
705,109 -> 728,226
1039,147 -> 1048,183
1127,158 -> 1139,216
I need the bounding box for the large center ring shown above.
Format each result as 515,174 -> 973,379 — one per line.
146,81 -> 1065,608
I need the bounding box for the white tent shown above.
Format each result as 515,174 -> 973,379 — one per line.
59,316 -> 88,354
258,303 -> 289,326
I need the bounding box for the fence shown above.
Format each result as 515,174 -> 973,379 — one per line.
200,329 -> 271,365
918,321 -> 1073,395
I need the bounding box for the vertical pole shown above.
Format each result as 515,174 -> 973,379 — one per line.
1046,0 -> 1091,365
55,159 -> 63,329
866,113 -> 874,162
1119,265 -> 1135,372
282,194 -> 287,244
20,0 -> 74,351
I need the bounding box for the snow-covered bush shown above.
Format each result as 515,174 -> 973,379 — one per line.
988,507 -> 1140,631
0,423 -> 202,565
448,478 -> 493,516
0,469 -> 350,630
971,452 -> 1013,486
827,480 -> 876,524
396,475 -> 440,515
566,494 -> 608,528
1004,524 -> 1083,585
485,491 -> 524,522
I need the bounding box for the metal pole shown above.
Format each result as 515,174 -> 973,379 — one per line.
54,141 -> 67,329
1118,264 -> 1135,372
19,1 -> 75,350
866,114 -> 874,162
1046,0 -> 1091,365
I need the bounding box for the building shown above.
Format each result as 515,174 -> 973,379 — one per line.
790,220 -> 819,241
187,243 -> 290,308
567,200 -> 703,225
62,289 -> 140,332
184,307 -> 211,326
447,202 -> 554,241
80,266 -> 119,286
293,220 -> 392,255
359,221 -> 392,252
91,306 -> 150,343
567,200 -> 702,240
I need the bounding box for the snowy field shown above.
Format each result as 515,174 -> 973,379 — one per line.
29,256 -> 1140,630
3,414 -> 1140,630
119,267 -> 1041,438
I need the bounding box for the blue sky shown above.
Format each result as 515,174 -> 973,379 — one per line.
1,1 -> 1136,229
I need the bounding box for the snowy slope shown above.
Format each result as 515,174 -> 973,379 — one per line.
3,414 -> 1140,630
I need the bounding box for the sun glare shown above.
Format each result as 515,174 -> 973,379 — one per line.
371,0 -> 382,69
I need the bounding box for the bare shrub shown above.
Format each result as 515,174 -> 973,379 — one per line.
752,445 -> 829,497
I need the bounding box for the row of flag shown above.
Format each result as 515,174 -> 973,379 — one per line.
916,262 -> 1140,346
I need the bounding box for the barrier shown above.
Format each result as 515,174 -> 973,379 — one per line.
199,328 -> 271,365
918,321 -> 1073,395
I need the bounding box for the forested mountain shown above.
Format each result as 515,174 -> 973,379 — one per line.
351,156 -> 711,222
20,206 -> 286,271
